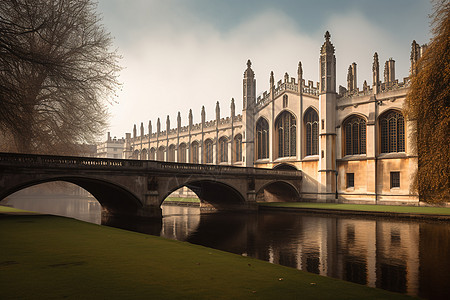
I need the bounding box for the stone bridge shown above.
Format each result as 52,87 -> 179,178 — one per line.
0,152 -> 302,219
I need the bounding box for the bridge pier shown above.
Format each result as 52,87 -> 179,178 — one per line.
139,192 -> 163,218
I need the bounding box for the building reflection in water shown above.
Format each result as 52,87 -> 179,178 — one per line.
251,214 -> 421,296
160,208 -> 449,299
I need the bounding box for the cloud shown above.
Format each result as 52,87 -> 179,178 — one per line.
105,5 -> 421,138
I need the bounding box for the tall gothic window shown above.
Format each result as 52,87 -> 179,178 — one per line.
204,139 -> 213,164
191,141 -> 199,163
157,146 -> 165,161
304,108 -> 319,156
178,143 -> 186,163
168,145 -> 176,162
132,150 -> 139,160
140,149 -> 148,160
219,137 -> 228,163
380,110 -> 405,153
343,115 -> 366,155
149,148 -> 156,160
234,134 -> 242,162
275,111 -> 296,158
256,118 -> 269,159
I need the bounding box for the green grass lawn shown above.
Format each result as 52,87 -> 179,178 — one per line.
0,206 -> 415,299
259,202 -> 450,215
164,197 -> 200,203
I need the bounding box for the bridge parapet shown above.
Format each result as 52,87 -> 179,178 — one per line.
0,152 -> 301,179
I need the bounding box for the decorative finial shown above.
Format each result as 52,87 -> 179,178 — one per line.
247,59 -> 251,68
325,31 -> 330,41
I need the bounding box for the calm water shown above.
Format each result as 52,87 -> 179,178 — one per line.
2,196 -> 449,299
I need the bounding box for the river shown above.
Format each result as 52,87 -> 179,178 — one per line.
2,196 -> 449,299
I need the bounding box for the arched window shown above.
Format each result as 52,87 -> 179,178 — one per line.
343,115 -> 366,155
178,143 -> 186,163
191,141 -> 199,163
256,118 -> 269,159
149,148 -> 156,160
380,110 -> 405,153
304,108 -> 319,156
234,134 -> 242,162
219,137 -> 228,163
275,111 -> 296,158
132,150 -> 139,160
204,139 -> 213,164
140,149 -> 148,160
157,146 -> 165,161
168,145 -> 175,162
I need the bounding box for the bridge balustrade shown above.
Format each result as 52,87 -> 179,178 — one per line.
0,152 -> 301,178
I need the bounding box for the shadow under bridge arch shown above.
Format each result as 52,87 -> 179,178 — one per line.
257,180 -> 300,203
0,176 -> 144,219
163,180 -> 246,211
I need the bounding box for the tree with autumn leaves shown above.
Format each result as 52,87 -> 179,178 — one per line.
405,0 -> 449,203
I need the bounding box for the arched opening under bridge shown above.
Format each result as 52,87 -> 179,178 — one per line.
0,177 -> 144,222
257,181 -> 300,203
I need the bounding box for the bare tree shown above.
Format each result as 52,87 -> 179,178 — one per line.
405,0 -> 449,203
0,0 -> 121,154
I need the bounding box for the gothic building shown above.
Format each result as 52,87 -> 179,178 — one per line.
122,32 -> 426,204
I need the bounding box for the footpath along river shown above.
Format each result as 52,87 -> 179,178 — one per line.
2,195 -> 449,299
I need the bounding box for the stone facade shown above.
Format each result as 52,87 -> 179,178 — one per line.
96,132 -> 125,159
120,32 -> 425,204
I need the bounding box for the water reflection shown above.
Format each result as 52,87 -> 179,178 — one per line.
2,195 -> 102,224
2,196 -> 449,299
160,207 -> 449,299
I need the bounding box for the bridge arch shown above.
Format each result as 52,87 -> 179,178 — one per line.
0,176 -> 143,218
161,179 -> 246,210
257,180 -> 300,203
273,163 -> 297,171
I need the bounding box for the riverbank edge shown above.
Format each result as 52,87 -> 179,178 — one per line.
258,203 -> 450,221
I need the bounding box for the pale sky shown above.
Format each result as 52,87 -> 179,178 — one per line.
97,0 -> 432,139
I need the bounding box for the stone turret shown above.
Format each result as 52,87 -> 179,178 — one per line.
297,62 -> 303,87
319,31 -> 336,93
230,98 -> 235,119
243,59 -> 256,110
372,52 -> 380,94
157,118 -> 160,136
177,112 -> 181,131
148,120 -> 152,136
140,122 -> 144,138
347,62 -> 357,92
201,106 -> 205,125
133,124 -> 137,138
318,31 -> 337,202
166,115 -> 170,133
384,58 -> 395,85
188,109 -> 193,130
270,71 -> 274,87
215,101 -> 220,124
243,60 -> 255,167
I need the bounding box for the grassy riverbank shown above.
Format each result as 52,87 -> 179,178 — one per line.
259,202 -> 450,216
0,206 -> 414,299
164,197 -> 200,203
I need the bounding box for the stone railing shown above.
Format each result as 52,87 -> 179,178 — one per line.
156,161 -> 302,178
0,152 -> 143,168
0,152 -> 302,178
